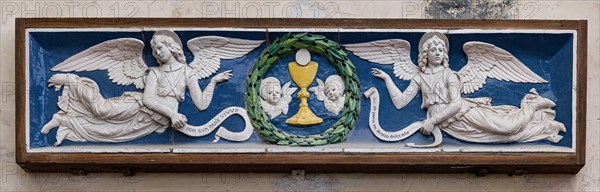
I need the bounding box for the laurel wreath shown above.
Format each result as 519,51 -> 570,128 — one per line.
246,33 -> 360,146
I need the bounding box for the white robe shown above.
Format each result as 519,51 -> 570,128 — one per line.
52,75 -> 170,144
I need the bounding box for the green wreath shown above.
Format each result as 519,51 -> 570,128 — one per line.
246,33 -> 360,146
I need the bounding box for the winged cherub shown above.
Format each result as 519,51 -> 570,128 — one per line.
310,75 -> 346,115
259,77 -> 297,119
345,32 -> 565,145
40,30 -> 263,146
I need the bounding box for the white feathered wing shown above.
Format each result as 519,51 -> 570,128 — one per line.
50,38 -> 148,89
344,39 -> 418,80
280,81 -> 298,115
309,78 -> 326,101
458,42 -> 548,94
345,39 -> 548,94
187,36 -> 264,80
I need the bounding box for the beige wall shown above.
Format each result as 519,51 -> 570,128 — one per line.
1,0 -> 598,191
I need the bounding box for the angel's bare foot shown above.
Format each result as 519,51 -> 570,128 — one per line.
48,74 -> 71,89
41,114 -> 62,134
54,132 -> 68,147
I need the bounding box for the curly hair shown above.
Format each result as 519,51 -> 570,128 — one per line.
325,75 -> 345,93
417,35 -> 449,72
150,35 -> 186,64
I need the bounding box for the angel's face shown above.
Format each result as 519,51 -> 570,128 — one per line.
427,43 -> 445,67
325,83 -> 342,101
152,40 -> 174,65
264,84 -> 282,105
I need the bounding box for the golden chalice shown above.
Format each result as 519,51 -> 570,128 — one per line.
286,49 -> 323,126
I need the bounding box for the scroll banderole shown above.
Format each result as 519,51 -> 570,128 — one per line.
178,107 -> 253,142
364,87 -> 442,148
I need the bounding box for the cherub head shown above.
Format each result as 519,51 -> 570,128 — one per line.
259,77 -> 297,119
260,77 -> 282,105
150,30 -> 186,65
418,33 -> 449,72
309,75 -> 345,115
324,75 -> 344,101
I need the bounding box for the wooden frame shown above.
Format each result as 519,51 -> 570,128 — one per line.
15,18 -> 587,174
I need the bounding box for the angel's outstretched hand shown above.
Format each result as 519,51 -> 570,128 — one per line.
211,70 -> 233,84
371,68 -> 391,81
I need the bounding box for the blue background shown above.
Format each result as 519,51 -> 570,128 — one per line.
28,30 -> 573,148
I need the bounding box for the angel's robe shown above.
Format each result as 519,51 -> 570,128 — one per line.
51,74 -> 170,144
404,67 -> 565,143
49,65 -> 213,145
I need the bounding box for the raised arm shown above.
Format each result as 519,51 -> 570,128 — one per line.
371,68 -> 420,110
187,69 -> 233,111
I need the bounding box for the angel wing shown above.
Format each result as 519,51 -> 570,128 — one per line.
281,81 -> 297,102
458,42 -> 548,94
309,78 -> 326,101
344,39 -> 418,80
187,36 -> 264,80
280,81 -> 297,115
50,38 -> 148,89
